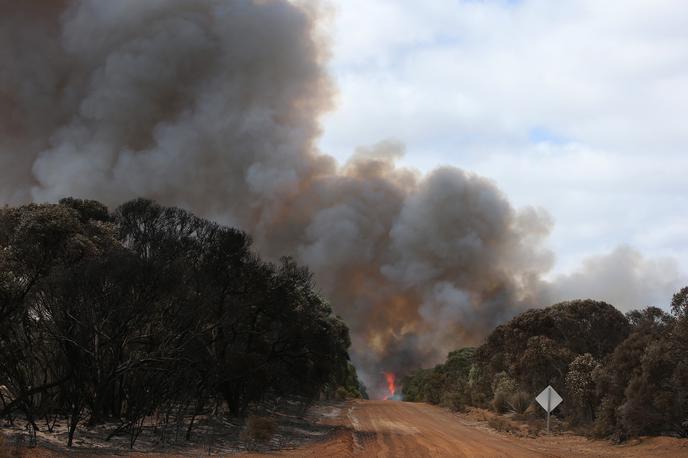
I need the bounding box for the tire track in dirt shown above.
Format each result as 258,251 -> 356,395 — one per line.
345,400 -> 543,457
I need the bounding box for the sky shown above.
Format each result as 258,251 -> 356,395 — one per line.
317,0 -> 688,282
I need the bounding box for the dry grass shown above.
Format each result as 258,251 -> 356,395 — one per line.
524,419 -> 543,437
0,433 -> 12,458
240,415 -> 277,447
476,407 -> 543,438
487,415 -> 545,438
487,416 -> 517,433
507,391 -> 531,414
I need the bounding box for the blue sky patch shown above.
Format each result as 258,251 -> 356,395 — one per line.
528,126 -> 568,145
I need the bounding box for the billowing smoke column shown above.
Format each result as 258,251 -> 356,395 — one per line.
0,0 -> 555,398
2,1 -> 678,398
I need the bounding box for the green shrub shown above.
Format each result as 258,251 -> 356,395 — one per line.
440,391 -> 466,412
491,372 -> 517,396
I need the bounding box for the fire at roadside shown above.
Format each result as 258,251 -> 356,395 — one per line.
383,372 -> 401,401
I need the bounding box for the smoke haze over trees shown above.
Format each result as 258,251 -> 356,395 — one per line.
0,0 -> 684,397
0,198 -> 361,447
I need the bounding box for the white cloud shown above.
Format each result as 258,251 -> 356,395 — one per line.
319,0 -> 688,281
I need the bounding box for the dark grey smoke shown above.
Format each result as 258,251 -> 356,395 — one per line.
0,0 -> 680,398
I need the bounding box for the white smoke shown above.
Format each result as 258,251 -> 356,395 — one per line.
546,245 -> 684,312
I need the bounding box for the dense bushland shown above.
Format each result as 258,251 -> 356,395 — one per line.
402,298 -> 688,439
0,198 -> 362,447
403,348 -> 475,410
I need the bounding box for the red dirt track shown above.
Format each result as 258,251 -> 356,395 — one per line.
12,400 -> 687,457
246,400 -> 687,458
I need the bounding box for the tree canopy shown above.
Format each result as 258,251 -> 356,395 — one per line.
0,198 -> 362,447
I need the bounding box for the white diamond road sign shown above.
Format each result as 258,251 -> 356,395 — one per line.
536,385 -> 562,413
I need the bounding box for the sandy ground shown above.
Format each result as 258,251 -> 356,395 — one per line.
244,400 -> 688,458
5,400 -> 687,457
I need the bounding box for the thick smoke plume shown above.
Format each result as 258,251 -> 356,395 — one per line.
0,0 -> 680,397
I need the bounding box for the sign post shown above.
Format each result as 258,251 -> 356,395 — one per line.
535,385 -> 562,433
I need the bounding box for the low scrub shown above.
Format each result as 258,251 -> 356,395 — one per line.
491,391 -> 509,414
241,416 -> 277,446
524,419 -> 543,437
507,391 -> 531,414
487,416 -> 517,434
441,391 -> 467,412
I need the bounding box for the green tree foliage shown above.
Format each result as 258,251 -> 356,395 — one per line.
0,199 -> 360,447
402,348 -> 475,410
404,297 -> 688,439
594,307 -> 687,438
671,286 -> 688,318
475,300 -> 629,400
565,353 -> 599,423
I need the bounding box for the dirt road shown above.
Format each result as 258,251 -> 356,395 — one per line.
15,400 -> 686,457
248,400 -> 687,458
345,400 -> 543,457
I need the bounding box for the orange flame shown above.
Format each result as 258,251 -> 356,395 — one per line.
383,372 -> 396,400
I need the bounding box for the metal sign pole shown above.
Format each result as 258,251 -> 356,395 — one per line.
536,385 -> 562,436
546,388 -> 551,433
